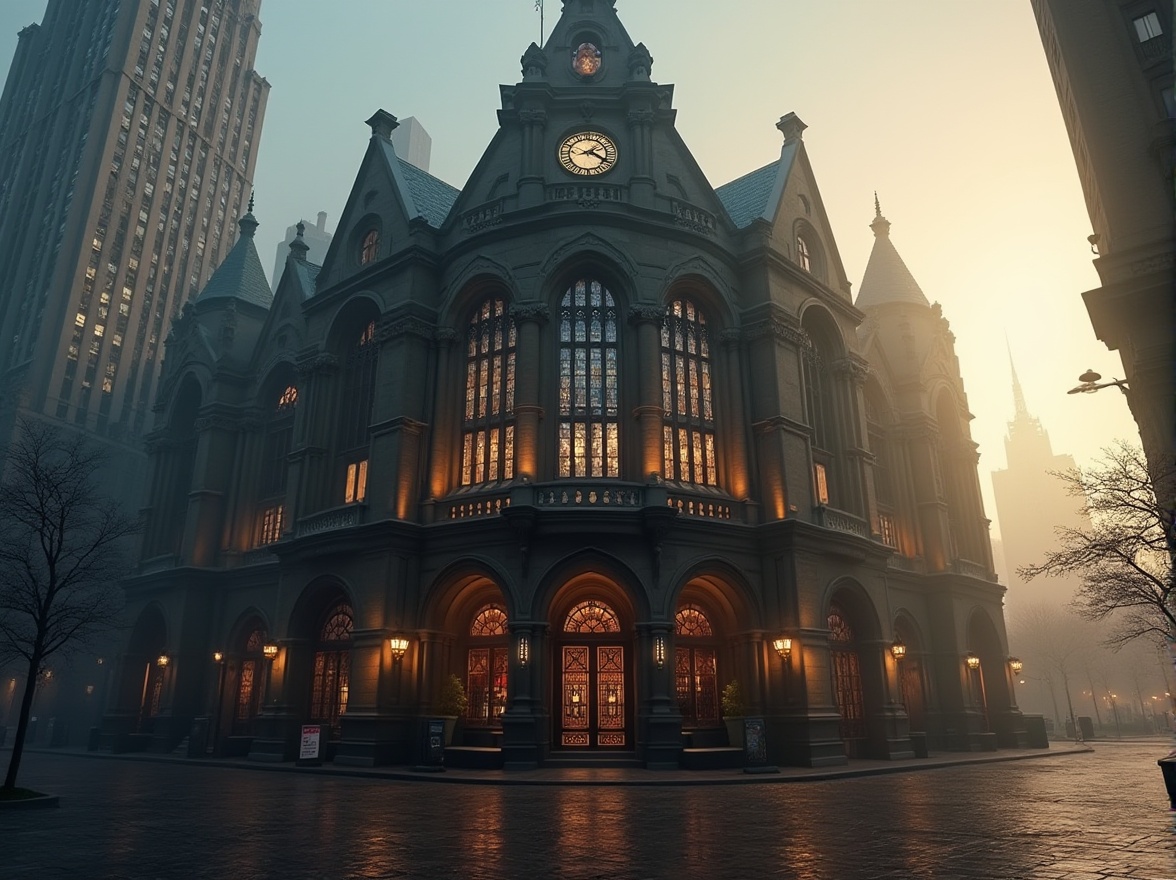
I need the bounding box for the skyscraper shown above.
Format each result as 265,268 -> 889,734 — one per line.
0,0 -> 268,502
991,356 -> 1089,612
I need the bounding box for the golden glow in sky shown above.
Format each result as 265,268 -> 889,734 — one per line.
0,1 -> 1138,550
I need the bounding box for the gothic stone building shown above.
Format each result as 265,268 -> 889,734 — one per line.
107,0 -> 1024,769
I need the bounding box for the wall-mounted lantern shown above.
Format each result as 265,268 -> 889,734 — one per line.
388,637 -> 409,664
772,637 -> 793,661
1009,657 -> 1023,675
262,642 -> 279,661
965,652 -> 981,671
517,634 -> 530,668
156,653 -> 170,668
891,638 -> 907,661
654,634 -> 666,669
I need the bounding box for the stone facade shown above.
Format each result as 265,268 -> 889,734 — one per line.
106,0 -> 1023,769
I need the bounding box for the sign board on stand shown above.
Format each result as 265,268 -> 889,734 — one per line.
297,724 -> 322,766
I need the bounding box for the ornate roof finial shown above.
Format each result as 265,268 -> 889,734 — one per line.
289,219 -> 309,261
248,190 -> 255,214
870,194 -> 891,238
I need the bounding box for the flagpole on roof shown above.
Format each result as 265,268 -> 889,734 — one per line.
536,0 -> 545,45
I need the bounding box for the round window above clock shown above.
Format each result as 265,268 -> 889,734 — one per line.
572,42 -> 602,77
558,131 -> 618,177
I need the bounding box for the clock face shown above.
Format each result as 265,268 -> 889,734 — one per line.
558,132 -> 618,177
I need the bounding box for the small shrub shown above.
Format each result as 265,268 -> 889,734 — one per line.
721,680 -> 745,717
438,673 -> 469,716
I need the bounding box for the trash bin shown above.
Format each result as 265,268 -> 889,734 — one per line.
1077,716 -> 1095,740
187,716 -> 210,758
1158,756 -> 1176,811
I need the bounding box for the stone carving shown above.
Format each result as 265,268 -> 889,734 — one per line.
510,303 -> 551,325
296,353 -> 338,377
463,201 -> 503,234
628,305 -> 667,325
672,202 -> 717,235
517,108 -> 547,126
376,314 -> 435,343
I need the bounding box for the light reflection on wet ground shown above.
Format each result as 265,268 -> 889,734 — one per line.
4,743 -> 1173,879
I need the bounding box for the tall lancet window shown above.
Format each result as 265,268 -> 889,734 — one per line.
559,279 -> 619,478
462,299 -> 516,486
661,299 -> 717,485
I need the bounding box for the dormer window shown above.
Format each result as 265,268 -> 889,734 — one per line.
797,235 -> 813,272
360,229 -> 379,265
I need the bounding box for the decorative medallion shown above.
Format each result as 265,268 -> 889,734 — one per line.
558,131 -> 618,177
572,42 -> 602,77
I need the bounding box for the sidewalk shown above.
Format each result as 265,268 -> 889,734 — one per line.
11,741 -> 1099,787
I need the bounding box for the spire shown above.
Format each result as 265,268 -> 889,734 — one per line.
238,191 -> 258,239
1008,340 -> 1029,419
856,200 -> 927,309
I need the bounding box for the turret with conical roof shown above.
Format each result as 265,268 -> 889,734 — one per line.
195,198 -> 273,309
855,196 -> 929,309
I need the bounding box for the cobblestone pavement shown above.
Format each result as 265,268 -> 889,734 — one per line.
3,742 -> 1174,879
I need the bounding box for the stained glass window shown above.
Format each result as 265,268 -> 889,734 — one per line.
470,604 -> 508,637
674,604 -> 713,637
257,376 -> 296,546
559,280 -> 619,478
661,299 -> 717,485
310,601 -> 353,735
461,299 -> 516,485
828,601 -> 866,739
564,599 -> 621,633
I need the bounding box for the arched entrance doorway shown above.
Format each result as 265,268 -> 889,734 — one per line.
231,623 -> 267,735
828,600 -> 867,756
550,573 -> 636,750
674,603 -> 720,728
894,616 -> 929,733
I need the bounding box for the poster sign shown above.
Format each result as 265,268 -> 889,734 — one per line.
743,717 -> 768,766
299,724 -> 322,762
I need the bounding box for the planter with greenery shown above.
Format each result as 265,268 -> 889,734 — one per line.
437,673 -> 469,745
721,680 -> 746,749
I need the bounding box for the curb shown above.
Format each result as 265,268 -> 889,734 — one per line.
11,743 -> 1097,788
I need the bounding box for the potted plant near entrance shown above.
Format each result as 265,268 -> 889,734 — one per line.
438,673 -> 468,746
722,680 -> 746,749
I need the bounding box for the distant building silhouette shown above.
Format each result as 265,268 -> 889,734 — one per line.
991,356 -> 1090,610
390,116 -> 431,172
271,212 -> 332,291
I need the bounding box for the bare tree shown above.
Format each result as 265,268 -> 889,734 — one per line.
0,419 -> 137,791
1020,441 -> 1175,649
1007,603 -> 1087,737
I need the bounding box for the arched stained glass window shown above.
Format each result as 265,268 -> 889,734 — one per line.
467,603 -> 508,723
462,299 -> 516,485
661,299 -> 717,485
828,603 -> 854,642
559,280 -> 619,478
234,627 -> 266,735
311,601 -> 353,735
340,320 -> 377,504
277,385 -> 298,410
470,604 -> 508,637
257,375 -> 297,547
827,601 -> 866,740
674,604 -> 713,637
564,599 -> 621,633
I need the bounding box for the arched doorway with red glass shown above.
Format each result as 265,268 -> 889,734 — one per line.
548,573 -> 638,751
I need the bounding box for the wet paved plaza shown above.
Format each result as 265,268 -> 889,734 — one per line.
3,742 -> 1174,879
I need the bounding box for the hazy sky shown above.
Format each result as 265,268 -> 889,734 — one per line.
0,1 -> 1139,546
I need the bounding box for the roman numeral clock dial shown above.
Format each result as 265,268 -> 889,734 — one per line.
558,132 -> 618,177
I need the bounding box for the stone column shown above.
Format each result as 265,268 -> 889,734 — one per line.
626,107 -> 655,207
637,621 -> 681,768
518,108 -> 547,208
425,328 -> 459,514
628,305 -> 667,481
510,304 -> 549,481
719,329 -> 751,502
502,621 -> 547,769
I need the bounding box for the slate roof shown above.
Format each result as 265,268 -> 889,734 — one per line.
715,141 -> 798,229
195,213 -> 273,309
398,158 -> 460,228
855,213 -> 929,309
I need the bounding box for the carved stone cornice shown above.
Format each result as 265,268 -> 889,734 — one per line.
510,303 -> 551,325
832,356 -> 871,385
376,315 -> 435,343
719,328 -> 742,348
435,328 -> 459,345
627,108 -> 655,126
518,108 -> 548,126
627,305 -> 667,326
742,316 -> 810,349
296,352 -> 339,378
